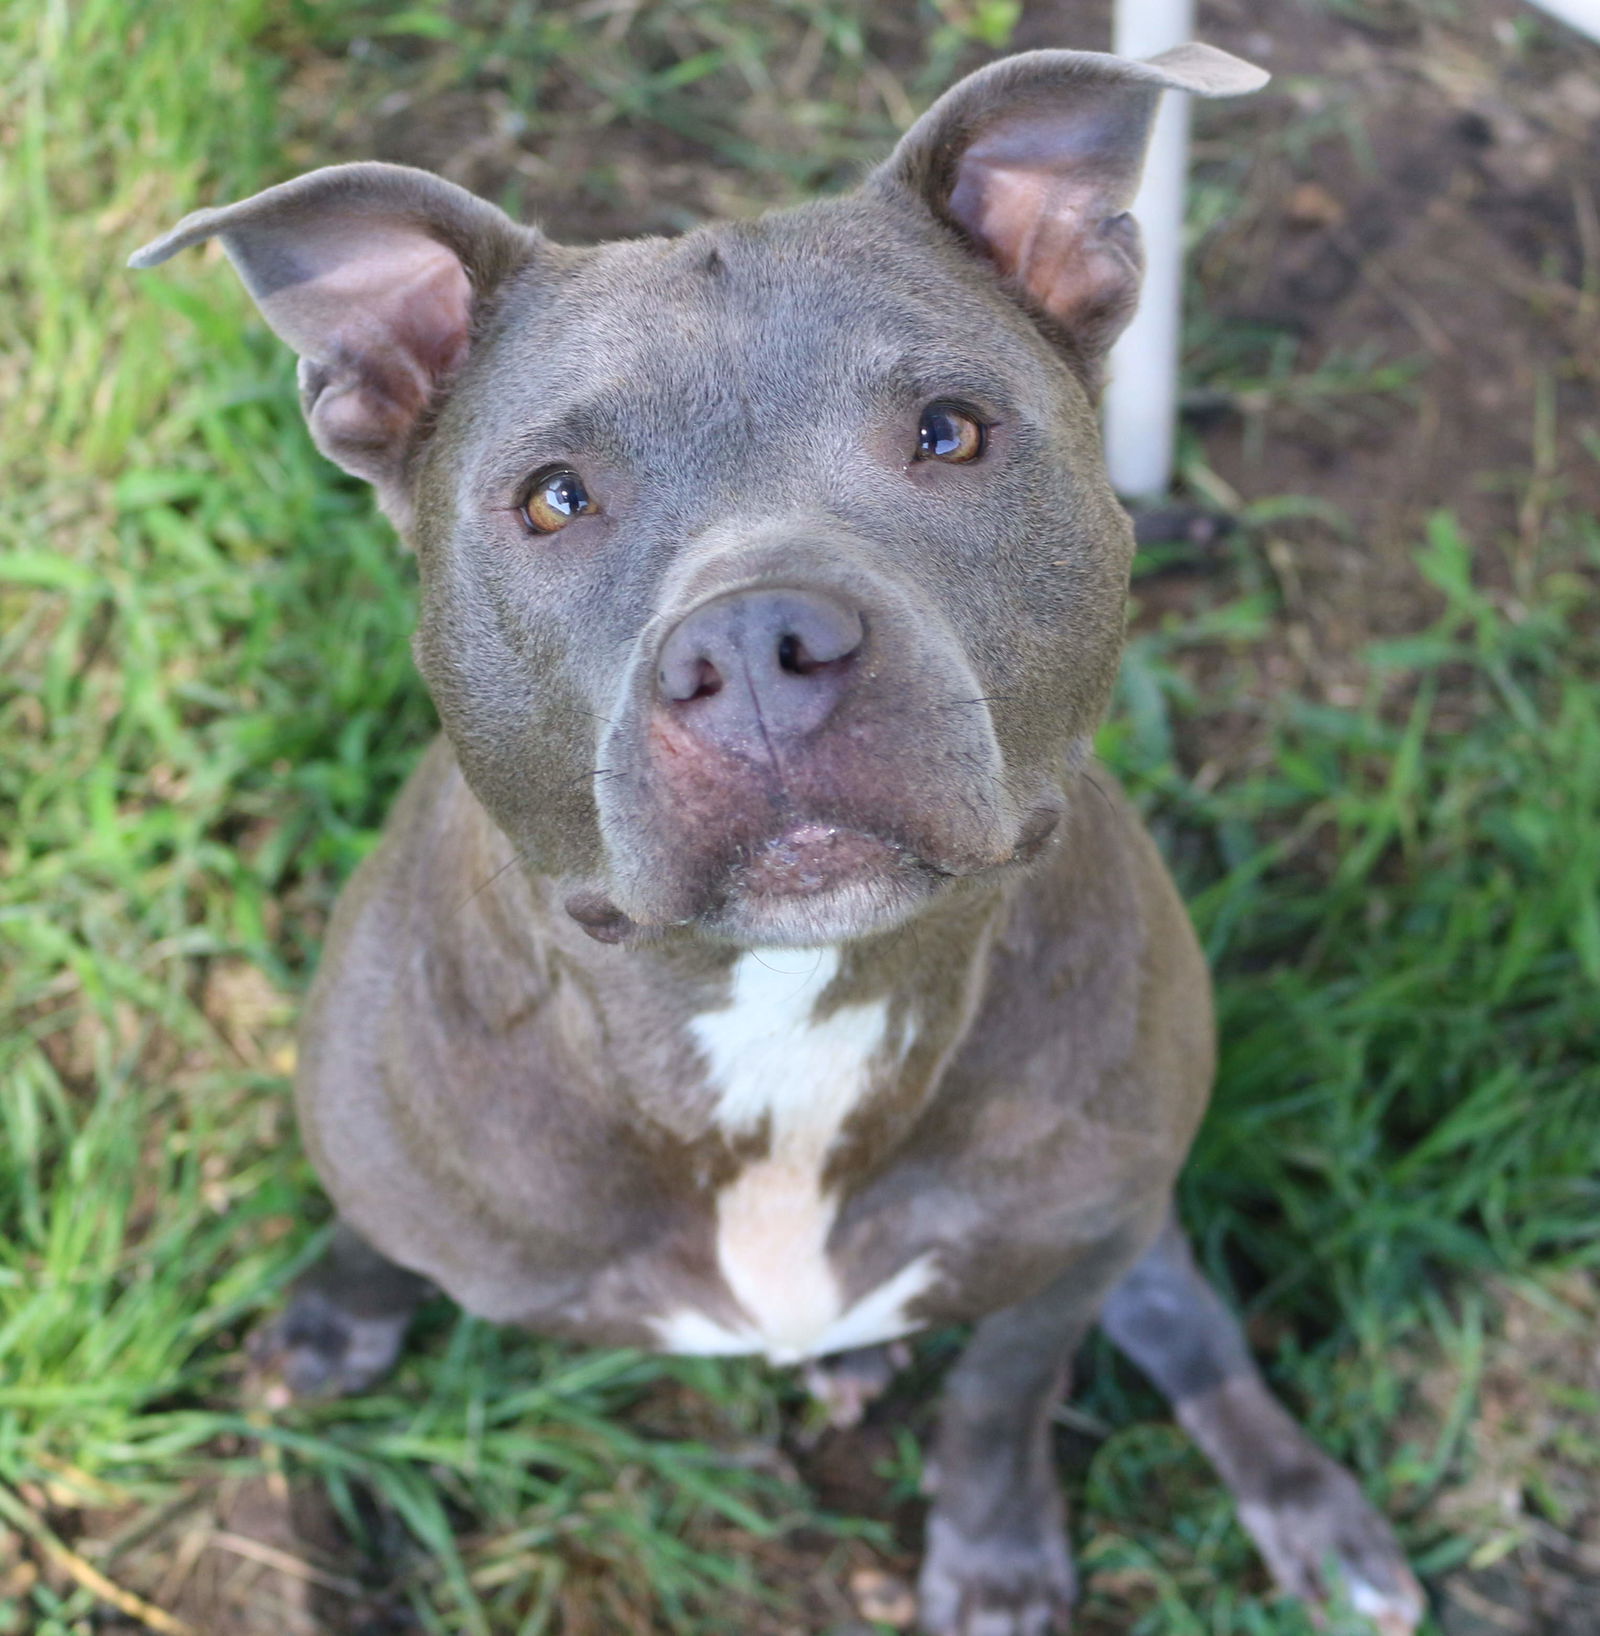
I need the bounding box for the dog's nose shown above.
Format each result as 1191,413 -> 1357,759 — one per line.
656,588 -> 864,751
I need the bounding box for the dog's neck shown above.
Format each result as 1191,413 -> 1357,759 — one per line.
439,775 -> 1016,1158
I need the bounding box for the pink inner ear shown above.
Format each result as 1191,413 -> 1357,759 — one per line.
296,233 -> 471,414
254,227 -> 473,476
944,104 -> 1148,351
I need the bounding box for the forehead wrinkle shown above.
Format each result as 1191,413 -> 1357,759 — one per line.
485,391 -> 634,485
871,353 -> 1018,408
483,362 -> 768,492
718,282 -> 1025,409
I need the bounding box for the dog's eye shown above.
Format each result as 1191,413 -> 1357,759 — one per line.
520,469 -> 597,534
915,403 -> 985,464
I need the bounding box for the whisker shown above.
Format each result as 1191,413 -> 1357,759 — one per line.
1082,761 -> 1124,825
450,848 -> 527,920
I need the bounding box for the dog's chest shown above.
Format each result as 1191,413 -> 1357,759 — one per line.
650,949 -> 937,1364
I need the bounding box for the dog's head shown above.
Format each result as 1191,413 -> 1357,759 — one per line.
133,46 -> 1264,948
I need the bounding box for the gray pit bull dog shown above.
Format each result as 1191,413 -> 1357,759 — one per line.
133,42 -> 1426,1635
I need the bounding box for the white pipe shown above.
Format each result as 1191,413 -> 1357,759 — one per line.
1524,0 -> 1600,44
1103,0 -> 1195,501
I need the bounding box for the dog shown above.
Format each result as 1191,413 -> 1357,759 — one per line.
133,42 -> 1424,1634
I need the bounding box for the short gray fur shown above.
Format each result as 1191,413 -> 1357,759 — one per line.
132,41 -> 1422,1635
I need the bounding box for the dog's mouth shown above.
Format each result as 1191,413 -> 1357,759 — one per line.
569,806 -> 1061,948
570,820 -> 943,947
704,820 -> 947,945
733,822 -> 912,898
710,803 -> 1060,944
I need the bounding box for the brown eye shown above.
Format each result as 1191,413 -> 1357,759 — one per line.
916,403 -> 985,463
520,469 -> 597,533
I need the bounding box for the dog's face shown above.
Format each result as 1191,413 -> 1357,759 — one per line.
132,47 -> 1265,947
413,197 -> 1129,946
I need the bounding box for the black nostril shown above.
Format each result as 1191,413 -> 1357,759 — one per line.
777,626 -> 857,677
659,648 -> 725,703
690,657 -> 722,699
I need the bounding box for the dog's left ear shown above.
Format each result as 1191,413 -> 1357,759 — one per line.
876,44 -> 1267,369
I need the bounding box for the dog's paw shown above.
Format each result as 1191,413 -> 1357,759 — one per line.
248,1288 -> 409,1402
1237,1459 -> 1424,1636
916,1508 -> 1075,1636
801,1341 -> 910,1430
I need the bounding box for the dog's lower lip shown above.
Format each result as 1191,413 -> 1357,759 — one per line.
736,823 -> 909,898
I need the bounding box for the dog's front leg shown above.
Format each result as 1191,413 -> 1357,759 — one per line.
916,1239 -> 1144,1636
1101,1210 -> 1424,1633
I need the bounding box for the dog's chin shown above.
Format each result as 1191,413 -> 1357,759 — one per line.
705,865 -> 944,947
700,823 -> 947,947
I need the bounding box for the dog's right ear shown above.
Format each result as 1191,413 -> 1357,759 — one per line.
130,163 -> 538,526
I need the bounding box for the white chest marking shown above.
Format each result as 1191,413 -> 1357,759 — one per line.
652,948 -> 936,1364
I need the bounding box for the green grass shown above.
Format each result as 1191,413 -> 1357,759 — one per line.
3,1 -> 1599,1633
